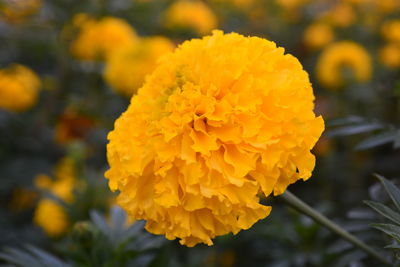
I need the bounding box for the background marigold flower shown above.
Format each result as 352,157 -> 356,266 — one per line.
210,0 -> 255,9
379,43 -> 400,68
106,30 -> 324,247
164,0 -> 217,35
276,0 -> 308,9
303,23 -> 334,50
321,3 -> 355,28
104,36 -> 175,97
316,41 -> 372,89
0,0 -> 41,23
381,20 -> 400,44
34,158 -> 76,236
70,14 -> 138,61
34,199 -> 69,236
0,64 -> 41,112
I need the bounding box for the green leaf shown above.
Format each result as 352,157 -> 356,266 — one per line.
355,131 -> 397,151
0,246 -> 71,267
384,244 -> 400,250
327,116 -> 365,127
364,200 -> 400,225
374,174 -> 400,212
327,123 -> 383,137
372,223 -> 400,242
90,210 -> 110,236
394,132 -> 400,149
26,245 -> 69,267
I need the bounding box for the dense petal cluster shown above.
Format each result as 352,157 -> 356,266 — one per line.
70,14 -> 138,61
104,37 -> 175,97
34,158 -> 75,236
316,41 -> 372,89
0,64 -> 41,112
164,0 -> 217,35
303,23 -> 334,50
106,31 -> 324,246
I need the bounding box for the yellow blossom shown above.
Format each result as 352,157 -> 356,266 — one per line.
164,0 -> 217,35
106,31 -> 324,247
379,43 -> 400,68
104,36 -> 175,97
376,0 -> 400,13
70,14 -> 138,61
34,199 -> 69,236
381,20 -> 400,43
210,0 -> 255,9
0,0 -> 41,23
323,3 -> 355,28
316,41 -> 372,89
0,64 -> 41,112
303,23 -> 334,50
276,0 -> 308,9
33,158 -> 76,236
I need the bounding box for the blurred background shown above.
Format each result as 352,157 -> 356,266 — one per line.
0,0 -> 400,266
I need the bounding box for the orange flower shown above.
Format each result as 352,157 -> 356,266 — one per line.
106,31 -> 324,246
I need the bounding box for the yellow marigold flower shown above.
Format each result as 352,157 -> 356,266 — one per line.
0,64 -> 41,112
381,20 -> 400,44
104,36 -> 175,97
376,0 -> 400,13
34,174 -> 53,189
316,41 -> 372,89
70,14 -> 138,61
34,199 -> 69,236
303,23 -> 334,50
210,0 -> 255,8
0,0 -> 41,23
33,158 -> 76,236
106,31 -> 324,247
323,3 -> 355,28
276,0 -> 308,9
379,43 -> 400,68
164,0 -> 217,35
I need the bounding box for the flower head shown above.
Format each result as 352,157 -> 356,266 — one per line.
164,0 -> 217,35
303,23 -> 334,50
34,158 -> 76,236
322,3 -> 355,28
210,0 -> 255,9
381,20 -> 400,43
316,41 -> 372,89
104,36 -> 175,97
379,43 -> 400,68
106,31 -> 324,246
0,0 -> 41,23
0,64 -> 41,112
70,14 -> 138,61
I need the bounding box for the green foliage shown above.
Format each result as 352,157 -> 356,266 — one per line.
365,174 -> 400,264
0,206 -> 164,267
0,245 -> 71,267
327,117 -> 400,151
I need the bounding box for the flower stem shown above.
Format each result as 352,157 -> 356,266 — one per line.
279,190 -> 390,265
